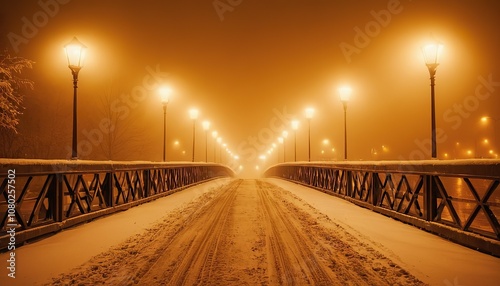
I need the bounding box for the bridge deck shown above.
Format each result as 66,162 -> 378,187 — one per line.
1,178 -> 499,285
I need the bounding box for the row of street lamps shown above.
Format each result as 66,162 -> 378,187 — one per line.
63,37 -> 237,163
64,37 -> 464,162
265,85 -> 351,164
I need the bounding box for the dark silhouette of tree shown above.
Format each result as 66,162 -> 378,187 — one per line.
0,50 -> 33,133
95,84 -> 146,160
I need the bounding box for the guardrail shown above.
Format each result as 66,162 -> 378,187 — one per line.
264,160 -> 500,256
0,159 -> 234,250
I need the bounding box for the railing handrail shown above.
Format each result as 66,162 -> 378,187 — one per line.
0,159 -> 234,250
0,159 -> 234,176
266,159 -> 500,179
264,160 -> 500,257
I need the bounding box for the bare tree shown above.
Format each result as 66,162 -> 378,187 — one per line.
0,50 -> 33,133
96,84 -> 146,160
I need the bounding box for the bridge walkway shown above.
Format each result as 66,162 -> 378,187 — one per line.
1,178 -> 499,285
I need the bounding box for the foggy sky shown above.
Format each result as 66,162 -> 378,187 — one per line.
1,0 -> 500,176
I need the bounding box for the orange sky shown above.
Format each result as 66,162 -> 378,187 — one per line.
1,0 -> 499,175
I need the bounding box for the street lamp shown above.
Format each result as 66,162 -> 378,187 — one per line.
202,120 -> 210,162
282,130 -> 288,162
278,137 -> 284,163
189,108 -> 199,162
64,37 -> 87,159
422,41 -> 443,158
212,131 -> 218,162
481,116 -> 499,151
291,120 -> 299,161
217,137 -> 222,163
338,86 -> 352,160
159,86 -> 172,161
305,107 -> 315,162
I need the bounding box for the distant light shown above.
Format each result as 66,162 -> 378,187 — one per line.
212,131 -> 218,138
282,130 -> 288,138
278,137 -> 284,144
64,37 -> 87,70
158,86 -> 172,104
322,139 -> 329,145
202,120 -> 210,131
338,86 -> 352,103
291,120 -> 299,130
189,108 -> 199,120
421,42 -> 443,66
305,107 -> 315,119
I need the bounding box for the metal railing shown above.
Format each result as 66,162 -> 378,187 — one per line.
0,159 -> 234,250
264,160 -> 500,256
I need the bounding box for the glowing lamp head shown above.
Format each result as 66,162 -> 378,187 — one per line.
338,86 -> 352,103
202,120 -> 210,131
282,130 -> 288,138
421,42 -> 443,67
305,107 -> 315,119
189,108 -> 199,120
64,37 -> 87,71
212,130 -> 218,138
278,137 -> 283,144
291,120 -> 299,130
158,86 -> 172,104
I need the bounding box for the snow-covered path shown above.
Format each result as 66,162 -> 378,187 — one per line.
1,177 -> 499,285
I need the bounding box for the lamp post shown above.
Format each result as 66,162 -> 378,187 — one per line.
305,107 -> 315,162
278,137 -> 284,163
212,131 -> 218,162
481,116 -> 499,151
338,86 -> 352,160
291,120 -> 299,162
64,37 -> 87,160
282,131 -> 288,162
217,137 -> 222,163
189,108 -> 199,162
422,42 -> 443,159
159,86 -> 172,162
202,120 -> 210,162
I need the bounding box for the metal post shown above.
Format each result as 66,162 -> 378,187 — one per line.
213,139 -> 216,163
192,120 -> 196,162
424,174 -> 437,221
294,130 -> 297,162
428,65 -> 438,158
283,140 -> 286,163
308,118 -> 311,162
343,102 -> 348,160
71,69 -> 79,159
162,104 -> 167,161
205,131 -> 208,162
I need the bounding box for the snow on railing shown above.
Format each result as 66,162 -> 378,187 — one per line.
0,159 -> 234,250
264,159 -> 500,257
